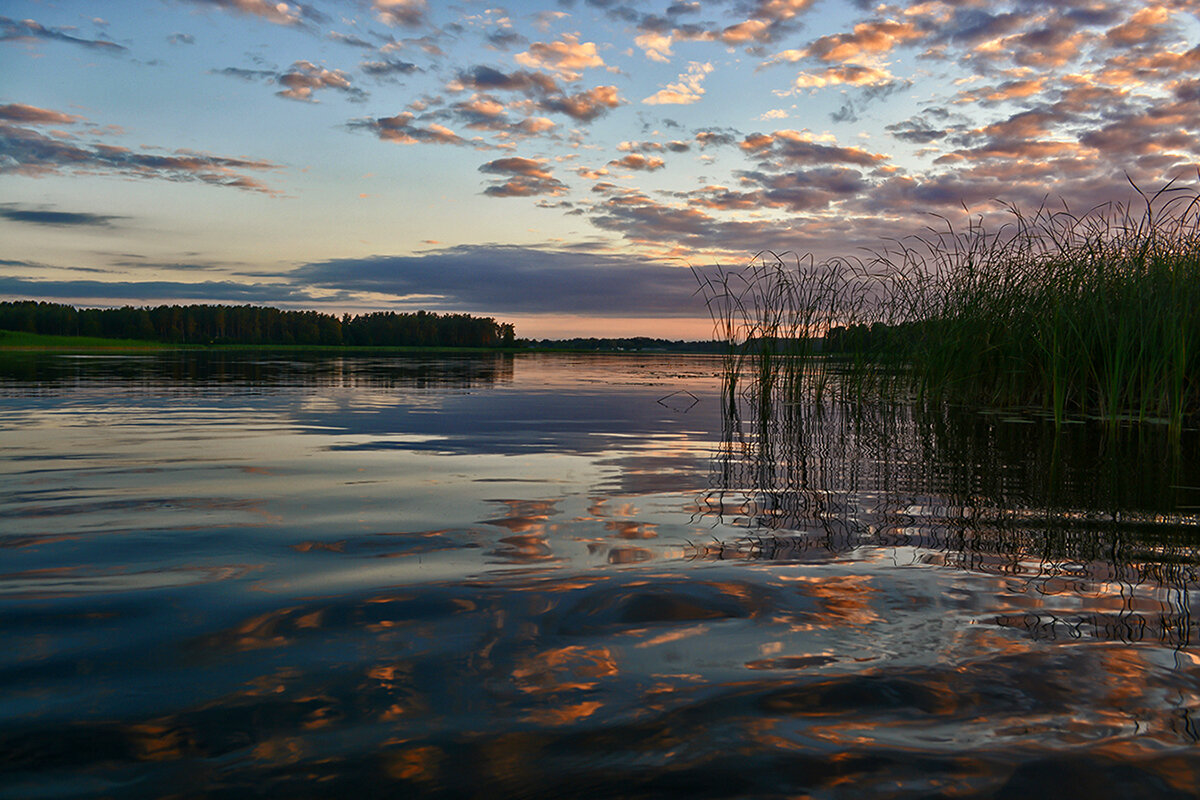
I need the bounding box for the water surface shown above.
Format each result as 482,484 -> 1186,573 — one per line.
2,351 -> 1199,798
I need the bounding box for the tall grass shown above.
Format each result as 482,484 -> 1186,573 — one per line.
697,184 -> 1200,433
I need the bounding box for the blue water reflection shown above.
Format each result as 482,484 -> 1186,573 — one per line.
2,351 -> 1199,799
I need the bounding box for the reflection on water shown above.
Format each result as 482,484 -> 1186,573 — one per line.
696,392 -> 1200,651
2,351 -> 1199,799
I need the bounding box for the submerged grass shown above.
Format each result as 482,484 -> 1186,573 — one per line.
697,183 -> 1200,434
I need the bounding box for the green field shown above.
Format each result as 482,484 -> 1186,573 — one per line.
0,330 -> 169,350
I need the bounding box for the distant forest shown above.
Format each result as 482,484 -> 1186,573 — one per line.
528,337 -> 725,353
0,301 -> 516,348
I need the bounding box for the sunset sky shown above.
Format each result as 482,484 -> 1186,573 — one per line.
3,0 -> 1199,338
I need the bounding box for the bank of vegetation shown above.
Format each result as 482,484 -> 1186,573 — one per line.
526,337 -> 725,353
698,184 -> 1200,433
0,302 -> 516,349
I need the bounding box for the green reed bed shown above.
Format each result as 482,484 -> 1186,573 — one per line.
893,187 -> 1200,430
698,185 -> 1200,433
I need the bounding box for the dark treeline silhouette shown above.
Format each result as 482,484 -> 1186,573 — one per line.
526,336 -> 726,353
823,322 -> 924,355
0,301 -> 517,348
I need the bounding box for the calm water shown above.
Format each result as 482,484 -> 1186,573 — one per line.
3,351 -> 1200,799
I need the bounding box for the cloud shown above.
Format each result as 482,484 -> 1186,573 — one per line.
289,245 -> 701,316
793,64 -> 895,89
813,19 -> 924,61
694,129 -> 740,148
886,109 -> 957,144
953,76 -> 1047,106
453,66 -> 620,122
276,61 -> 365,102
608,153 -> 666,171
215,61 -> 367,102
372,0 -> 428,28
686,185 -> 761,211
0,103 -> 83,125
717,0 -> 820,45
732,166 -> 872,212
486,28 -> 525,50
479,157 -> 567,197
643,61 -> 713,105
174,0 -> 304,26
516,116 -> 556,135
215,66 -> 278,81
635,31 -> 673,62
0,105 -> 280,193
456,65 -> 561,94
168,32 -> 195,45
449,95 -> 509,128
0,276 -> 318,304
328,31 -> 374,49
618,140 -> 689,153
628,0 -> 818,51
0,205 -> 123,227
539,85 -> 622,121
1105,5 -> 1174,47
739,129 -> 889,168
0,16 -> 126,51
515,33 -> 605,80
360,58 -> 420,77
352,112 -> 470,146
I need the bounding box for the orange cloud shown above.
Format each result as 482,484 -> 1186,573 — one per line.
793,64 -> 894,89
0,103 -> 83,125
180,0 -> 301,26
1105,5 -> 1172,46
608,153 -> 666,171
515,33 -> 605,80
800,20 -> 925,63
479,156 -> 567,197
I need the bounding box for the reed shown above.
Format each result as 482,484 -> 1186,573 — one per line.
697,183 -> 1200,433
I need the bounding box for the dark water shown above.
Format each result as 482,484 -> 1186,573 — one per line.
3,351 -> 1200,799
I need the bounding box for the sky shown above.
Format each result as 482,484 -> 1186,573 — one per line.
2,0 -> 1199,338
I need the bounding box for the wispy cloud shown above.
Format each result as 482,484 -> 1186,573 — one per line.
0,276 -> 319,304
174,0 -> 305,27
0,103 -> 280,193
0,16 -> 126,51
290,245 -> 699,315
0,204 -> 123,227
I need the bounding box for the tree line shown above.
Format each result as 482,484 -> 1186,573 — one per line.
0,301 -> 517,348
528,336 -> 726,353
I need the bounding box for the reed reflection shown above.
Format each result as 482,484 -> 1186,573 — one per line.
696,376 -> 1200,647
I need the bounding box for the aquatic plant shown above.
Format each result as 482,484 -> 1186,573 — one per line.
697,182 -> 1200,433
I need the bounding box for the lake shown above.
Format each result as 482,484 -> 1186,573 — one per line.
2,351 -> 1200,799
